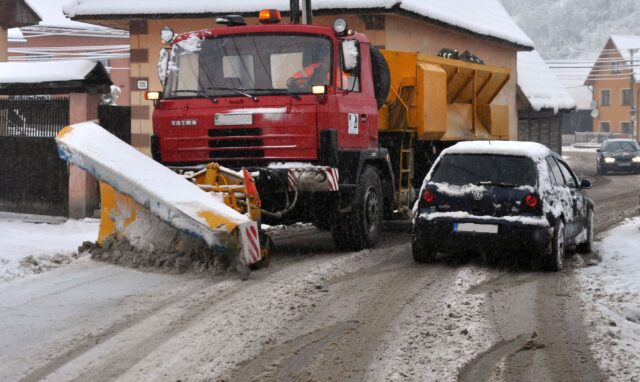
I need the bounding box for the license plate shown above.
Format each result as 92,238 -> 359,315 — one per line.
215,113 -> 253,126
618,163 -> 631,167
453,223 -> 498,234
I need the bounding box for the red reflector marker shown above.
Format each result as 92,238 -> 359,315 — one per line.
525,194 -> 538,208
423,191 -> 435,204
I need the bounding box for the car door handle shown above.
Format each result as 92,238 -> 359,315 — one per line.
360,114 -> 367,123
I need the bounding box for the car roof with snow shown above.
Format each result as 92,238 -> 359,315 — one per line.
441,140 -> 554,160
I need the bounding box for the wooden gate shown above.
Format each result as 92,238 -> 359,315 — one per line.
0,96 -> 70,216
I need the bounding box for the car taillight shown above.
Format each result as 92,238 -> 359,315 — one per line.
423,190 -> 436,204
524,194 -> 539,208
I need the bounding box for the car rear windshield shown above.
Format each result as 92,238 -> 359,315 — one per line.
430,154 -> 537,186
603,141 -> 639,152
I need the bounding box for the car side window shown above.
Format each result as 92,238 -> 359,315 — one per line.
545,157 -> 563,186
556,159 -> 578,189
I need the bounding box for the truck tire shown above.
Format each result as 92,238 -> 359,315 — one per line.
370,46 -> 390,109
331,166 -> 383,250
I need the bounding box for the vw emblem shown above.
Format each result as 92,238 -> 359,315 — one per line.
471,190 -> 484,200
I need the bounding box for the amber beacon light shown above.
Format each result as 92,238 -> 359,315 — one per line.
259,9 -> 282,24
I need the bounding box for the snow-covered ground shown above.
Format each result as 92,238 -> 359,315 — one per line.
579,217 -> 640,380
0,217 -> 99,283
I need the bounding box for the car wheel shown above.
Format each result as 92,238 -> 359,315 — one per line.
576,208 -> 594,254
547,220 -> 565,271
412,236 -> 436,263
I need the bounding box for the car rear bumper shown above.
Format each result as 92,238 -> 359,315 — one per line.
413,214 -> 552,255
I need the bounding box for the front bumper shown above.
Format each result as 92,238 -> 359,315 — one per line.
601,160 -> 640,172
413,213 -> 552,255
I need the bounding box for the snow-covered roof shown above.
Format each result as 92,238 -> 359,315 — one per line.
27,0 -> 109,30
610,35 -> 640,82
63,0 -> 534,48
517,50 -> 576,114
442,140 -> 553,160
7,28 -> 26,43
0,60 -> 101,83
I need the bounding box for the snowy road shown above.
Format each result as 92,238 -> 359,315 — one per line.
0,147 -> 638,381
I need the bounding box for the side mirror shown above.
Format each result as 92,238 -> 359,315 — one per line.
596,149 -> 601,152
157,48 -> 170,86
580,179 -> 592,189
341,40 -> 359,72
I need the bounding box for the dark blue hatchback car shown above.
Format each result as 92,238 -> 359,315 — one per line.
412,141 -> 594,271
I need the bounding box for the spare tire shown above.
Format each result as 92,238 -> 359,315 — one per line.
370,46 -> 390,109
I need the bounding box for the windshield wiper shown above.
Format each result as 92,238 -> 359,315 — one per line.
476,181 -> 517,188
166,90 -> 217,103
207,87 -> 257,101
251,88 -> 302,100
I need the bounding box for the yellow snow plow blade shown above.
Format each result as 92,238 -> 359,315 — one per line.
56,122 -> 264,269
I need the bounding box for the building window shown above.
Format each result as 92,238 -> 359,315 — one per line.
601,90 -> 611,106
611,61 -> 621,73
600,122 -> 611,132
621,122 -> 632,134
621,88 -> 632,106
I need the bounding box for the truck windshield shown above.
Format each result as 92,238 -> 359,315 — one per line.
430,154 -> 537,187
165,33 -> 333,98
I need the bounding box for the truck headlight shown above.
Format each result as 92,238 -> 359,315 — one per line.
604,157 -> 615,163
632,156 -> 640,163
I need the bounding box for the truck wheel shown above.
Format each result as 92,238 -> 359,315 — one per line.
576,208 -> 594,253
370,46 -> 390,109
546,220 -> 565,271
331,166 -> 383,250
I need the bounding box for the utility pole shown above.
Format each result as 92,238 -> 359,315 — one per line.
631,49 -> 638,140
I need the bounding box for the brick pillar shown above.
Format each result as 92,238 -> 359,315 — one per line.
67,93 -> 101,218
0,26 -> 8,62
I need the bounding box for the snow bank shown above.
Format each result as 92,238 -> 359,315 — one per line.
517,51 -> 576,114
63,0 -> 533,47
0,218 -> 98,283
579,217 -> 640,379
55,122 -> 251,251
0,60 -> 98,84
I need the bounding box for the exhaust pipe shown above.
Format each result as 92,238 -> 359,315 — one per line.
290,0 -> 300,24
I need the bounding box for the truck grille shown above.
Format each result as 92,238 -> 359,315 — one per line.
208,128 -> 264,159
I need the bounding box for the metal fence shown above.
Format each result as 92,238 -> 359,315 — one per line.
0,95 -> 69,138
574,131 -> 633,145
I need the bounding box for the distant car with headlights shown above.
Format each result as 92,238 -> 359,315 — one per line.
596,139 -> 640,175
411,141 -> 594,271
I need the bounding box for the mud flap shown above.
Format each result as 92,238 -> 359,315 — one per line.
238,221 -> 261,265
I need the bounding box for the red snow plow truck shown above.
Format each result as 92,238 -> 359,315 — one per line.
57,2 -> 512,271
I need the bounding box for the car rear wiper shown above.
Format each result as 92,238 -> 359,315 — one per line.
207,87 -> 257,101
166,90 -> 217,103
476,181 -> 517,188
251,88 -> 302,100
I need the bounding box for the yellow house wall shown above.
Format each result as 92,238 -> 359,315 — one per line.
592,78 -> 636,134
0,26 -> 7,62
129,14 -> 521,154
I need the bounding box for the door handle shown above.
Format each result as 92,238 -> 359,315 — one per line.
360,114 -> 367,123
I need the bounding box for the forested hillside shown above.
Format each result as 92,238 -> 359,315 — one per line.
502,0 -> 640,59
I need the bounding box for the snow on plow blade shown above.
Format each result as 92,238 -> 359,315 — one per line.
55,122 -> 261,269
